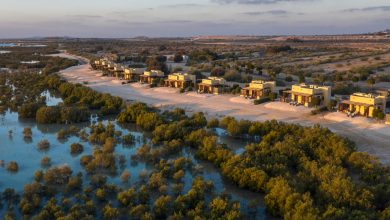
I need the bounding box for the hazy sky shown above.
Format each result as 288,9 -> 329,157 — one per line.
0,0 -> 389,38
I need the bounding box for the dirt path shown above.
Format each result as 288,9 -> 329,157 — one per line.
56,53 -> 390,165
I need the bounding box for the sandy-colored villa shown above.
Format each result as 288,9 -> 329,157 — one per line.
123,67 -> 147,81
338,92 -> 390,118
241,80 -> 276,99
197,77 -> 227,94
94,60 -> 102,69
94,59 -> 109,70
139,70 -> 165,84
112,65 -> 124,78
281,84 -> 331,107
165,73 -> 196,88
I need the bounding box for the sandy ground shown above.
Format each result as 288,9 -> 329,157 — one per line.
316,52 -> 390,73
55,53 -> 390,165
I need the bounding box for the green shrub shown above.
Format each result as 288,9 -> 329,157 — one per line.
41,156 -> 51,167
36,106 -> 61,124
23,127 -> 33,139
207,118 -> 219,128
6,161 -> 19,173
70,143 -> 84,155
254,97 -> 271,105
122,134 -> 135,145
310,106 -> 328,115
37,139 -> 51,151
19,103 -> 43,118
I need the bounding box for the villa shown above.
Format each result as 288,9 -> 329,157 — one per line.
123,67 -> 146,82
164,73 -> 196,89
93,59 -> 108,70
93,60 -> 102,69
111,64 -> 124,78
139,70 -> 165,84
241,80 -> 276,99
338,92 -> 390,118
281,84 -> 331,107
105,62 -> 116,76
197,77 -> 228,94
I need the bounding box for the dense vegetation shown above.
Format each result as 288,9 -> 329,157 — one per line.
115,103 -> 390,219
1,39 -> 390,219
0,72 -> 123,124
2,77 -> 390,219
0,46 -> 78,74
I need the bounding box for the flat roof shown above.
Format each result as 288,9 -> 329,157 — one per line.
242,87 -> 264,90
341,100 -> 372,107
284,90 -> 314,97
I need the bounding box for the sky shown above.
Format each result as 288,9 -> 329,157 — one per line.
0,0 -> 389,38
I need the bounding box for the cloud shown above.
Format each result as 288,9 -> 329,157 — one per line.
243,10 -> 288,15
159,4 -> 202,8
343,6 -> 390,13
212,0 -> 313,4
72,15 -> 102,19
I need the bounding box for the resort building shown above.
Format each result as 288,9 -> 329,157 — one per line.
101,60 -> 110,69
93,60 -> 102,69
281,84 -> 331,107
93,59 -> 109,70
338,92 -> 390,118
139,70 -> 165,84
105,62 -> 116,76
241,80 -> 276,99
112,65 -> 124,78
197,77 -> 227,94
123,67 -> 146,82
164,73 -> 196,88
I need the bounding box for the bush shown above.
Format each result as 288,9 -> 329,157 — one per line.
36,106 -> 61,124
120,170 -> 131,183
310,106 -> 328,115
23,127 -> 32,139
207,118 -> 219,128
136,112 -> 162,131
37,139 -> 50,151
268,92 -> 278,100
285,76 -> 293,82
43,166 -> 72,185
6,161 -> 19,172
122,134 -> 135,145
60,106 -> 90,123
373,109 -> 385,120
41,156 -> 51,167
70,143 -> 84,155
19,103 -> 42,118
254,97 -> 271,105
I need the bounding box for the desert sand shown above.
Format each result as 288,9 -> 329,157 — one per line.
56,53 -> 390,165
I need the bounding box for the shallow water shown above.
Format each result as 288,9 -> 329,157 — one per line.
0,105 -> 272,218
0,43 -> 16,47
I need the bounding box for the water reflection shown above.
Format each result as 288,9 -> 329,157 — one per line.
0,110 -> 274,219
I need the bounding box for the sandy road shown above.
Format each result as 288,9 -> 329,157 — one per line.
57,53 -> 390,165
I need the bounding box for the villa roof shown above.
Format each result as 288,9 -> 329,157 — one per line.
341,100 -> 372,107
242,87 -> 265,91
198,82 -> 227,87
285,90 -> 314,97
